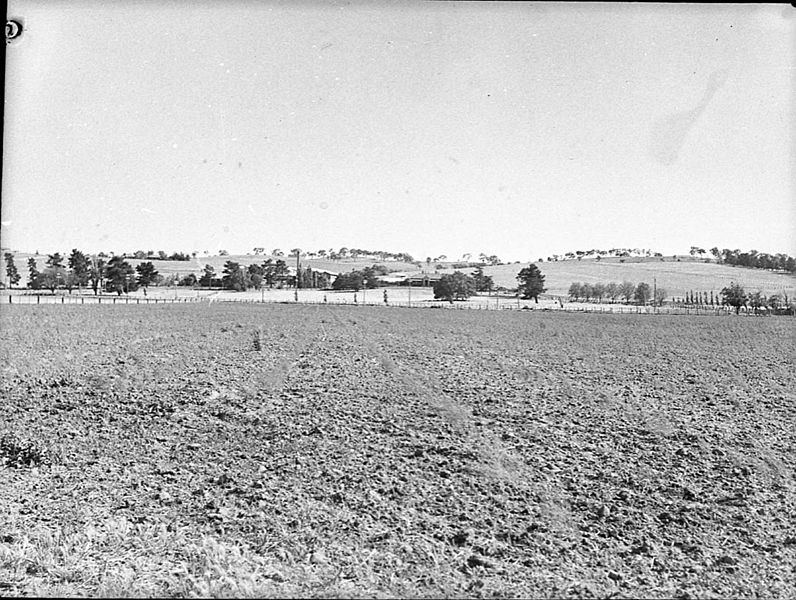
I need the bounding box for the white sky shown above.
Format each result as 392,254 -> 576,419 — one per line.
2,2 -> 794,262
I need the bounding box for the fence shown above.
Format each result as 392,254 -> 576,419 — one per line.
3,294 -> 201,305
2,293 -> 787,317
206,296 -> 767,316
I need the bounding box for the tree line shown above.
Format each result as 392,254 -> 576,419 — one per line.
718,282 -> 793,315
565,278 -> 794,314
696,247 -> 796,273
186,260 -> 334,292
6,250 -> 158,295
432,265 -> 546,303
544,248 -> 663,262
127,250 -> 192,261
567,281 -> 666,305
4,250 -> 342,295
255,247 -> 415,263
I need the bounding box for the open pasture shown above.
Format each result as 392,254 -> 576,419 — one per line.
0,303 -> 794,598
466,259 -> 796,299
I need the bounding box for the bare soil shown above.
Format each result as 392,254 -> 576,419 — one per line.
1,304 -> 794,598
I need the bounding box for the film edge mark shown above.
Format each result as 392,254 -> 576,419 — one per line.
6,20 -> 23,42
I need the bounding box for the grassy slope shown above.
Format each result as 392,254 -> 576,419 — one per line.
448,258 -> 796,299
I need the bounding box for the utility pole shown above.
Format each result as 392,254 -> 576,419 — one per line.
653,277 -> 657,314
295,249 -> 300,302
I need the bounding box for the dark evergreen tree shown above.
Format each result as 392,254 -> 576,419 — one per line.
199,264 -> 216,287
516,265 -> 547,302
46,253 -> 64,269
4,252 -> 20,288
27,257 -> 41,289
634,282 -> 651,305
105,256 -> 135,295
222,261 -> 245,291
135,261 -> 159,290
88,256 -> 106,295
67,249 -> 91,291
472,265 -> 494,292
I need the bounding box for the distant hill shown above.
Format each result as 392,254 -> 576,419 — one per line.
133,254 -> 418,275
444,257 -> 796,300
3,252 -> 417,282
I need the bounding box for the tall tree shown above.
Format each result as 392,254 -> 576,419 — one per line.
135,261 -> 159,290
332,271 -> 364,292
472,265 -> 494,292
433,272 -> 476,303
247,263 -> 264,289
41,253 -> 66,290
27,258 -> 41,289
199,264 -> 216,287
105,256 -> 135,295
619,281 -> 636,304
634,282 -> 651,305
360,267 -> 381,289
88,256 -> 106,295
721,282 -> 747,314
4,252 -> 20,288
516,265 -> 546,302
748,291 -> 765,314
605,282 -> 620,303
67,249 -> 91,291
39,267 -> 63,293
262,258 -> 276,288
592,283 -> 606,303
273,259 -> 289,287
46,253 -> 64,269
221,261 -> 245,291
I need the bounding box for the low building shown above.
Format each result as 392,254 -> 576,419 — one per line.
402,272 -> 443,287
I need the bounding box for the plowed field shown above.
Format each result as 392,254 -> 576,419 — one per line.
1,304 -> 794,598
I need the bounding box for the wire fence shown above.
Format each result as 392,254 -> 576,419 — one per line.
1,292 -> 789,317
205,296 -> 777,316
3,294 -> 202,305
